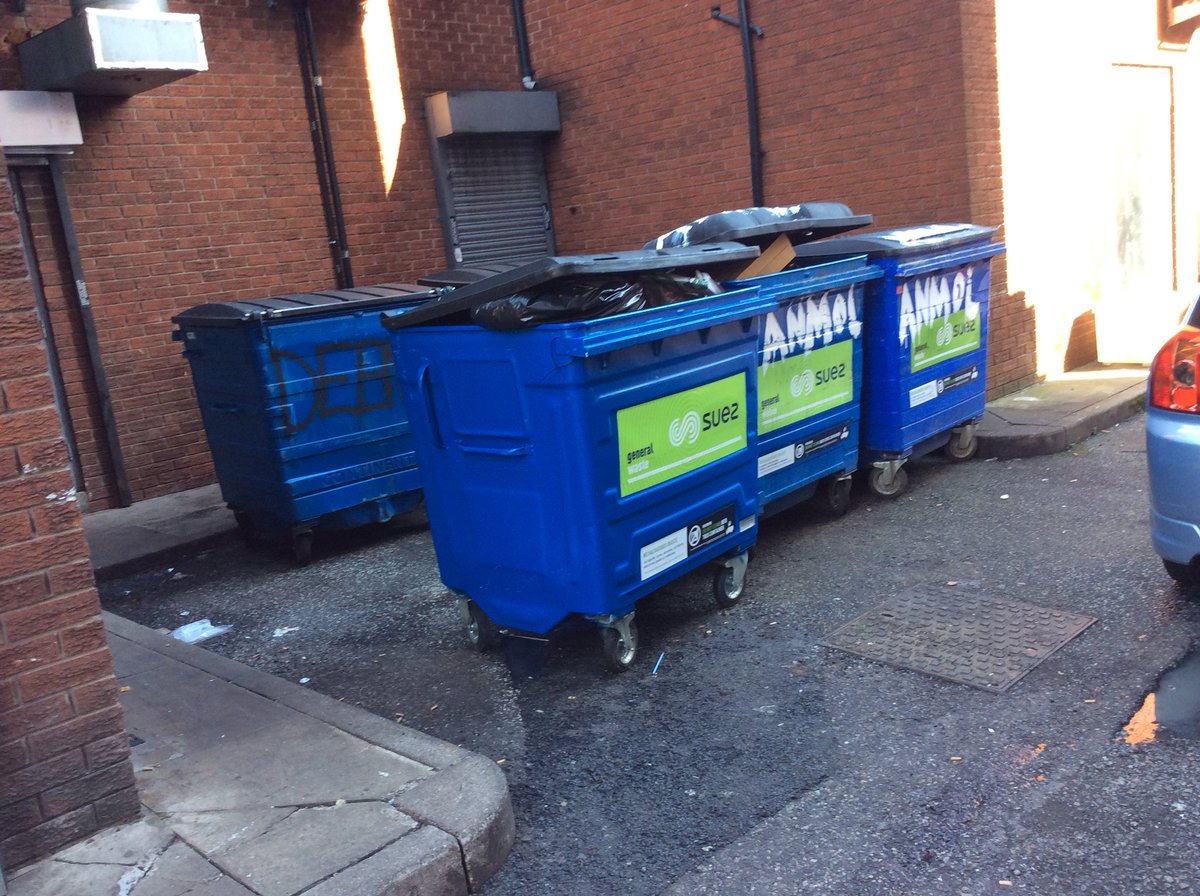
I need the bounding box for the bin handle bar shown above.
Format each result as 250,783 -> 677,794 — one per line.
731,266 -> 884,296
892,243 -> 1006,278
557,287 -> 772,358
458,443 -> 532,457
419,364 -> 446,450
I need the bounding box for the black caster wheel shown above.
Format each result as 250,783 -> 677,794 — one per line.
291,530 -> 314,565
823,476 -> 853,517
943,430 -> 979,462
713,565 -> 746,609
600,621 -> 638,672
868,465 -> 908,498
234,511 -> 256,545
462,600 -> 501,651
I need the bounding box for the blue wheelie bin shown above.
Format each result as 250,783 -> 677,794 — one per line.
791,224 -> 1006,497
172,284 -> 437,562
381,245 -> 772,671
647,203 -> 879,517
728,257 -> 881,516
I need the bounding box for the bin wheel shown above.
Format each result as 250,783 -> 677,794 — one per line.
462,600 -> 500,651
868,465 -> 908,499
823,476 -> 853,517
713,565 -> 746,609
291,531 -> 314,565
233,511 -> 256,545
943,430 -> 979,462
601,621 -> 638,672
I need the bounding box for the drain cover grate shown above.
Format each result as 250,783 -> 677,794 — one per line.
822,590 -> 1096,693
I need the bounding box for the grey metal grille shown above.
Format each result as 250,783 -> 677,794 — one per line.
444,134 -> 552,265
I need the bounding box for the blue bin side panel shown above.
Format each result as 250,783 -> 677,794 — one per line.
860,243 -> 1003,458
178,307 -> 421,530
392,295 -> 765,634
727,259 -> 874,513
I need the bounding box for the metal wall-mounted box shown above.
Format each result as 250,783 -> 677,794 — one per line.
17,7 -> 207,97
425,90 -> 560,138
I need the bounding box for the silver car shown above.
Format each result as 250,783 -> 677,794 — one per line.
1147,293 -> 1200,586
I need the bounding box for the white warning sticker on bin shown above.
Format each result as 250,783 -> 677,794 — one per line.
909,379 -> 940,408
758,445 -> 796,478
640,528 -> 688,581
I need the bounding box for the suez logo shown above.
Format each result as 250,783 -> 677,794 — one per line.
785,363 -> 848,400
628,400 -> 742,467
898,263 -> 980,346
617,374 -> 747,497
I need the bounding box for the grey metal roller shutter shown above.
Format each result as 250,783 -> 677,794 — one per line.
442,134 -> 554,265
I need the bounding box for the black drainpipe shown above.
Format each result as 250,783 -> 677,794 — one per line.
512,0 -> 536,89
8,165 -> 86,500
48,158 -> 133,507
292,0 -> 353,288
712,2 -> 765,206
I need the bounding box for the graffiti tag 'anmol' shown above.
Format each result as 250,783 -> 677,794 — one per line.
761,288 -> 861,369
898,264 -> 978,346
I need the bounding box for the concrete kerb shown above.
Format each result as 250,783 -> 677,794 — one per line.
102,613 -> 515,893
976,378 -> 1147,459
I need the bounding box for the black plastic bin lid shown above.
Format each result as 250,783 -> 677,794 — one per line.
789,224 -> 999,259
381,243 -> 759,330
417,263 -> 523,288
172,283 -> 440,327
644,202 -> 873,250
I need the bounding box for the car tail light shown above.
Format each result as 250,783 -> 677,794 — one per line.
1151,325 -> 1200,412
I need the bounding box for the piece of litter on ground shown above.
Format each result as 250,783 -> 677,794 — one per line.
652,652 -> 665,676
1000,494 -> 1010,500
299,677 -> 311,684
1084,698 -> 1096,704
950,756 -> 964,762
273,626 -> 300,638
118,685 -> 132,693
179,610 -> 190,617
171,619 -> 232,644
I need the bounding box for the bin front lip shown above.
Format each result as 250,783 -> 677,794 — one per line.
378,243 -> 761,331
790,224 -> 1000,260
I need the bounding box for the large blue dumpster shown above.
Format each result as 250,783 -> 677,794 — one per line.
792,224 -> 1006,497
382,247 -> 772,671
726,256 -> 881,516
172,284 -> 435,562
646,202 -> 877,516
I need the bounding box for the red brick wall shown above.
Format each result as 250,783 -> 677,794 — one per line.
525,0 -> 1030,393
0,0 -> 1029,506
0,160 -> 139,870
0,0 -> 520,508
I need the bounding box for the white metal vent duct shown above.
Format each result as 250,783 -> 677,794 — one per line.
17,0 -> 206,97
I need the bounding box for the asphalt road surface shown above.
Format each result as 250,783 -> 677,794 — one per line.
100,414 -> 1200,895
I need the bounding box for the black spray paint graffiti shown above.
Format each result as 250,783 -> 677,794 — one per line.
271,339 -> 396,436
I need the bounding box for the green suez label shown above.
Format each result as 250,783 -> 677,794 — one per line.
758,340 -> 854,435
617,374 -> 747,497
910,308 -> 980,372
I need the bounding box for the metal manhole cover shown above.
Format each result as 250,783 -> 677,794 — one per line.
821,590 -> 1097,693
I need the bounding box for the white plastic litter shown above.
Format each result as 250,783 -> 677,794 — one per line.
171,619 -> 232,644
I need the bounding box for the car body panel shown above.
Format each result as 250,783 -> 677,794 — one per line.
1147,294 -> 1200,572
